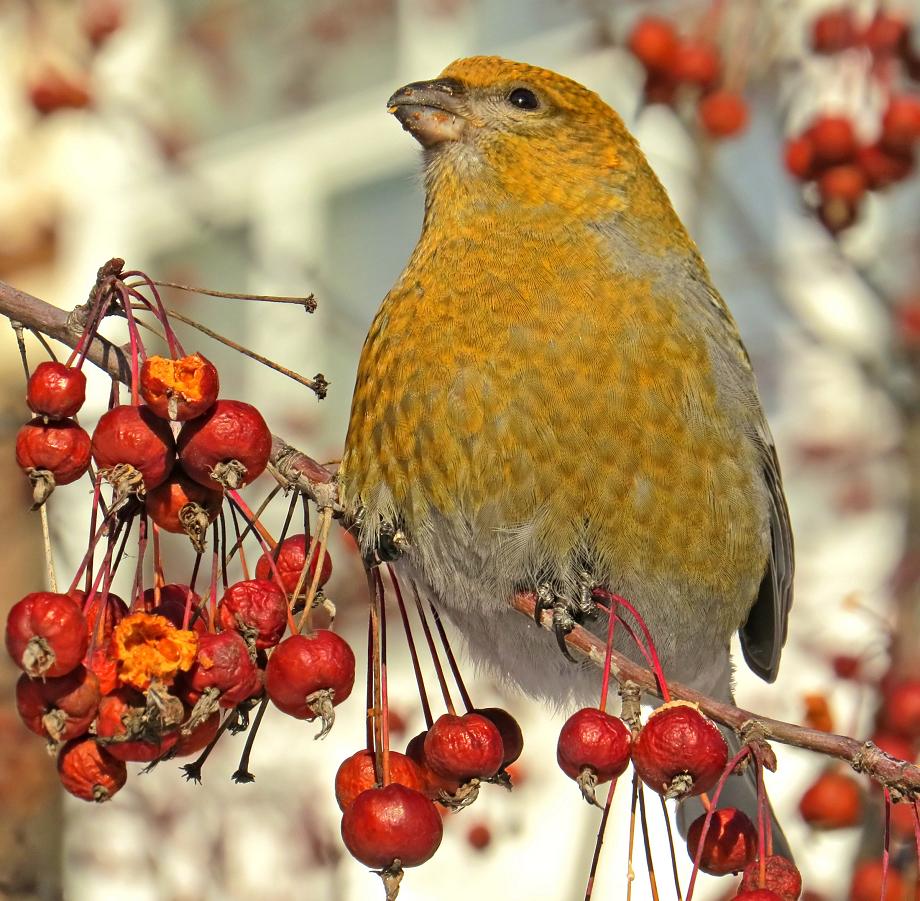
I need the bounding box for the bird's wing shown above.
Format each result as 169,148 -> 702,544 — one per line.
739,423 -> 794,682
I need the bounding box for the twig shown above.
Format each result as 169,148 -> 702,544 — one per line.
127,280 -> 317,313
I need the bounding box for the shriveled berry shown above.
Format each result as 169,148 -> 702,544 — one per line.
57,737 -> 126,802
341,784 -> 443,868
799,769 -> 863,828
218,578 -> 288,649
627,16 -> 678,73
79,589 -> 128,644
632,702 -> 727,798
140,353 -> 219,421
95,688 -> 179,762
6,592 -> 88,678
265,631 -> 355,736
687,807 -> 758,875
172,710 -> 220,758
424,712 -> 504,781
735,892 -> 784,900
184,631 -> 262,708
699,91 -> 749,138
255,533 -> 333,593
334,749 -> 426,810
16,418 -> 91,504
91,404 -> 176,492
557,707 -> 631,800
26,361 -> 87,419
739,854 -> 803,901
406,730 -> 462,799
16,666 -> 100,742
142,583 -> 207,634
475,707 -> 523,768
177,399 -> 271,490
146,468 -> 223,551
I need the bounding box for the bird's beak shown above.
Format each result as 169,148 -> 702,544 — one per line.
387,78 -> 467,148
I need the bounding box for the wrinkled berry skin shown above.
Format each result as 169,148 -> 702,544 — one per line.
57,737 -> 127,803
27,361 -> 87,419
265,631 -> 355,719
183,631 -> 262,707
91,404 -> 176,490
16,418 -> 91,484
255,534 -> 333,592
632,703 -> 727,798
6,592 -> 89,678
556,707 -> 631,782
16,666 -> 100,742
218,579 -> 288,649
423,712 -> 504,781
341,784 -> 443,868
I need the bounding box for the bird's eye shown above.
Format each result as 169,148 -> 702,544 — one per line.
507,88 -> 540,111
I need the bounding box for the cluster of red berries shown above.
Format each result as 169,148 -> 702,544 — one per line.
627,15 -> 748,138
10,333 -> 355,803
784,103 -> 919,233
556,700 -> 801,897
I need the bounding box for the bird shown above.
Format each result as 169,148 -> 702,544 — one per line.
339,55 -> 793,832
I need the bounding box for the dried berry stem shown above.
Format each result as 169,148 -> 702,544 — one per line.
225,484 -> 281,565
367,568 -> 387,785
427,600 -> 473,713
584,778 -> 617,901
127,279 -> 316,313
378,568 -> 391,787
296,505 -> 332,634
637,786 -> 661,901
387,565 -> 434,729
232,696 -> 270,784
410,580 -> 455,716
626,770 -> 640,901
658,794 -> 683,901
122,271 -> 184,357
39,503 -> 57,593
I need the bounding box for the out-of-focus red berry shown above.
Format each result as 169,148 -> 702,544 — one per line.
699,91 -> 748,138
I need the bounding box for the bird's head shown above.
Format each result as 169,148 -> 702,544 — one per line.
387,56 -> 650,218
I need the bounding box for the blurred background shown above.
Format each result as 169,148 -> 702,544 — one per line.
0,0 -> 918,899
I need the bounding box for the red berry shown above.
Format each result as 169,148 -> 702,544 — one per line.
475,707 -> 524,768
95,688 -> 179,762
29,66 -> 92,115
218,579 -> 288,649
686,807 -> 757,875
671,40 -> 721,90
735,892 -> 784,901
146,468 -> 223,548
818,165 -> 867,203
849,860 -> 906,901
80,590 -> 128,645
177,399 -> 271,490
405,730 -> 462,799
341,784 -> 443,869
91,404 -> 176,492
334,749 -> 426,811
627,16 -> 678,73
831,654 -> 861,680
86,642 -> 119,695
557,707 -> 631,784
57,737 -> 126,802
739,855 -> 803,901
632,702 -> 728,798
5,592 -> 88,678
881,95 -> 920,155
142,583 -> 207,634
424,712 -> 505,781
857,143 -> 914,190
863,12 -> 908,58
699,91 -> 749,138
784,136 -> 816,180
265,631 -> 355,734
16,417 -> 91,493
811,7 -> 857,54
255,533 -> 333,593
26,361 -> 87,419
883,680 -> 920,738
16,666 -> 100,742
184,631 -> 262,708
140,353 -> 219,421
799,769 -> 863,828
467,822 -> 492,851
643,70 -> 679,106
172,711 -> 221,758
808,116 -> 858,164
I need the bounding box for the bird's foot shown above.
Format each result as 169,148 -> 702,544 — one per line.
534,582 -> 583,662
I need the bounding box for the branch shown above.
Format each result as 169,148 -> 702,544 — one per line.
0,277 -> 336,505
510,592 -> 920,797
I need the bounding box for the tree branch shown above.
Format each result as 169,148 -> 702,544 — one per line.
0,278 -> 334,505
510,591 -> 920,796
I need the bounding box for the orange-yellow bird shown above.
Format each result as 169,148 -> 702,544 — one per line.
341,56 -> 792,741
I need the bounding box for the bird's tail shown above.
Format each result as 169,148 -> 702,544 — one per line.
676,724 -> 792,862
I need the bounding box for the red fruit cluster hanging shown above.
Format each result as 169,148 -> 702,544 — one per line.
7,260 -> 350,806
626,13 -> 748,139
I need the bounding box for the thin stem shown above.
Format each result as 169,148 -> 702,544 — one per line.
126,279 -> 316,312
410,580 -> 455,716
659,795 -> 683,901
584,779 -> 617,901
232,697 -> 270,783
225,483 -> 281,564
296,506 -> 332,634
365,600 -> 375,754
368,568 -> 386,785
428,600 -> 473,713
39,504 -> 57,592
626,770 -> 640,901
378,569 -> 391,787
637,786 -> 660,901
12,320 -> 30,381
387,564 -> 433,728
161,307 -> 326,397
599,602 -> 618,713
